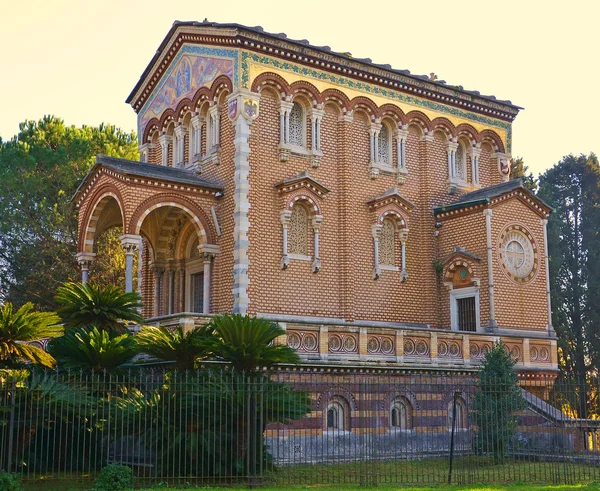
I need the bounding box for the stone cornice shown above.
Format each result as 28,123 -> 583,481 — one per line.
127,23 -> 521,123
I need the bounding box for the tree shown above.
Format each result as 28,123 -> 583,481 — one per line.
135,324 -> 213,370
473,342 -> 525,464
538,154 -> 600,417
0,302 -> 62,368
207,314 -> 301,371
0,116 -> 138,310
510,157 -> 538,191
47,327 -> 138,372
55,282 -> 143,333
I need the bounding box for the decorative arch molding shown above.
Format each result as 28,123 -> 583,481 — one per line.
79,185 -> 126,254
174,98 -> 194,122
376,206 -> 409,228
431,117 -> 457,139
349,96 -> 379,118
379,103 -> 407,125
456,123 -> 480,144
191,87 -> 212,112
405,110 -> 432,132
381,388 -> 420,411
128,193 -> 215,244
158,109 -> 177,131
251,71 -> 291,98
319,88 -> 351,112
285,191 -> 323,216
441,389 -> 472,410
315,386 -> 359,412
289,80 -> 321,105
209,74 -> 233,100
479,129 -> 506,153
142,119 -> 160,144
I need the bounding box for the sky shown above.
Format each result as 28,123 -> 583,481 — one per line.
1,0 -> 598,176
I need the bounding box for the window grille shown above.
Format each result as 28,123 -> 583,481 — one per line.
289,205 -> 309,255
378,125 -> 391,165
379,219 -> 396,266
457,296 -> 476,332
455,143 -> 466,181
289,102 -> 304,147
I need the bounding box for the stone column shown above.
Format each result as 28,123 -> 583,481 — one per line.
120,234 -> 142,293
158,133 -> 173,166
151,263 -> 165,317
312,215 -> 323,273
372,224 -> 383,279
471,144 -> 482,186
138,143 -> 151,163
541,219 -> 555,336
280,210 -> 292,270
177,265 -> 186,312
279,100 -> 293,145
396,125 -> 409,183
310,105 -> 325,151
369,120 -> 382,178
484,209 -> 497,330
399,228 -> 409,282
76,252 -> 96,284
167,268 -> 175,314
208,103 -> 221,153
447,140 -> 458,180
198,244 -> 220,314
174,124 -> 187,168
191,113 -> 204,163
227,89 -> 260,315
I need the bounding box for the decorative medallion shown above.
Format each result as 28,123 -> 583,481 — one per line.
302,333 -> 318,352
415,340 -> 429,356
367,337 -> 380,353
469,344 -> 481,358
381,337 -> 394,354
540,347 -> 550,362
367,336 -> 394,355
343,335 -> 357,352
328,333 -> 358,353
287,332 -> 301,350
530,346 -> 539,361
329,334 -> 342,352
404,339 -> 415,356
498,225 -> 538,283
448,342 -> 461,358
438,341 -> 448,357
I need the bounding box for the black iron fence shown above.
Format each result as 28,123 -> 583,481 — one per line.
0,368 -> 599,489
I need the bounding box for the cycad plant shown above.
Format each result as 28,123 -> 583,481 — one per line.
135,324 -> 213,370
55,282 -> 143,333
47,326 -> 138,372
207,314 -> 300,371
0,302 -> 62,368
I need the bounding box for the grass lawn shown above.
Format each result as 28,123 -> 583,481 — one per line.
22,458 -> 600,491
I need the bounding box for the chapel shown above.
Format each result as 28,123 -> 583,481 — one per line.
73,21 -> 557,389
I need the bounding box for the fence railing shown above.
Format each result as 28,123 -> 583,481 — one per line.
0,369 -> 599,488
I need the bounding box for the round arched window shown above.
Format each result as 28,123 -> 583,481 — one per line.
499,226 -> 537,282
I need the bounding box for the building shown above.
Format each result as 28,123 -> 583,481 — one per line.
73,21 -> 558,441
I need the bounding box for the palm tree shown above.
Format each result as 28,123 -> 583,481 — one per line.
0,302 -> 62,368
207,314 -> 300,372
135,324 -> 213,370
55,282 -> 143,333
47,326 -> 138,372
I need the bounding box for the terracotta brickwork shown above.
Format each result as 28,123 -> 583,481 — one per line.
75,24 -> 555,375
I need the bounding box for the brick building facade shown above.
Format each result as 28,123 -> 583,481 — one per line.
74,22 -> 558,435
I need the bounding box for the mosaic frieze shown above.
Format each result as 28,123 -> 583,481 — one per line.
242,51 -> 512,152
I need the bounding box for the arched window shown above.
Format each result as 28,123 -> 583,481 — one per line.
326,401 -> 346,431
455,142 -> 467,182
447,396 -> 468,430
288,204 -> 309,256
390,397 -> 412,430
379,218 -> 396,266
289,102 -> 305,147
378,124 -> 392,166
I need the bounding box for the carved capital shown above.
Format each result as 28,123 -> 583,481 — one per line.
174,124 -> 187,138
158,133 -> 173,147
372,223 -> 383,239
280,209 -> 292,226
398,228 -> 409,243
197,243 -> 220,263
120,234 -> 142,255
312,215 -> 323,231
76,252 -> 96,270
191,113 -> 204,130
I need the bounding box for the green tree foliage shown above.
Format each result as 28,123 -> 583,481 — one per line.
510,157 -> 538,191
473,342 -> 525,464
47,327 -> 138,372
207,314 -> 300,372
0,116 -> 138,309
538,154 -> 600,417
55,282 -> 143,333
0,303 -> 62,368
135,324 -> 213,370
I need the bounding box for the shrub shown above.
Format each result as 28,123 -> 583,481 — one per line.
0,471 -> 24,491
94,464 -> 135,491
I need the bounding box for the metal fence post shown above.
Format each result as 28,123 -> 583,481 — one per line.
6,380 -> 16,474
448,391 -> 458,485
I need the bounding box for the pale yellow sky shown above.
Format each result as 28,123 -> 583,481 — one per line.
1,0 -> 598,176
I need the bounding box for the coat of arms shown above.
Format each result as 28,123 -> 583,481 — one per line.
228,98 -> 238,121
500,159 -> 510,176
242,98 -> 259,121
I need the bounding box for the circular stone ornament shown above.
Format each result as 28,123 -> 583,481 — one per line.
498,225 -> 538,283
